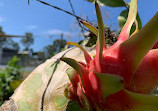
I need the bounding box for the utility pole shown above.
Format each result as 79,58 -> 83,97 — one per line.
58,33 -> 63,53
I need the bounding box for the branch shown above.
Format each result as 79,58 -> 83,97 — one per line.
68,0 -> 86,37
0,34 -> 25,38
36,0 -> 84,21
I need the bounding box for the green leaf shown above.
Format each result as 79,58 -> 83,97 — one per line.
60,57 -> 85,88
67,42 -> 92,64
120,13 -> 158,74
0,47 -> 95,111
85,36 -> 97,47
87,0 -> 126,7
125,89 -> 158,111
95,1 -> 106,60
10,80 -> 23,90
117,0 -> 138,43
53,96 -> 69,110
66,68 -> 76,83
64,84 -> 69,98
80,20 -> 98,36
60,57 -> 82,75
95,73 -> 124,98
118,13 -> 127,31
118,9 -> 142,34
81,88 -> 91,111
66,101 -> 86,111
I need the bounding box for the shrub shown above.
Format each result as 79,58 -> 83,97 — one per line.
0,56 -> 22,105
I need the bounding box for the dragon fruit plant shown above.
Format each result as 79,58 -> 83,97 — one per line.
61,0 -> 158,110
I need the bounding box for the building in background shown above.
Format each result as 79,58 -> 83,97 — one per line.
0,47 -> 45,67
0,47 -> 18,65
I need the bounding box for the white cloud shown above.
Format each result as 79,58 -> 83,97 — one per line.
0,16 -> 5,22
44,29 -> 72,37
27,25 -> 38,30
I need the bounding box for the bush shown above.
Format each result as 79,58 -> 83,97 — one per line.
0,56 -> 22,105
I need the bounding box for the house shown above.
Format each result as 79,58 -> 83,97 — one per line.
0,47 -> 18,65
0,47 -> 45,67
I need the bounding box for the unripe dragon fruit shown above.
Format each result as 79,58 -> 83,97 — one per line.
61,0 -> 158,110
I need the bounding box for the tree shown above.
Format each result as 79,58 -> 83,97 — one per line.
11,42 -> 20,50
0,26 -> 20,50
3,38 -> 20,50
21,33 -> 34,51
44,45 -> 54,58
52,39 -> 67,53
44,39 -> 67,58
36,51 -> 45,60
0,26 -> 7,47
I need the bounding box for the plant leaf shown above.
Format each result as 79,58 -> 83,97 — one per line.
95,72 -> 124,98
117,0 -> 138,43
10,80 -> 23,90
53,96 -> 69,110
120,12 -> 158,75
124,89 -> 158,111
80,20 -> 98,36
78,84 -> 91,110
86,0 -> 126,7
0,47 -> 95,111
60,57 -> 84,77
66,68 -> 79,88
66,68 -> 76,83
60,57 -> 86,88
85,36 -> 97,47
127,49 -> 158,94
95,1 -> 106,60
66,101 -> 86,111
118,9 -> 142,34
67,42 -> 92,65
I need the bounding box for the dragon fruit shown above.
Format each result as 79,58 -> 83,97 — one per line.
61,0 -> 158,110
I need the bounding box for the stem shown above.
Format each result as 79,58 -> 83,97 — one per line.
36,0 -> 85,21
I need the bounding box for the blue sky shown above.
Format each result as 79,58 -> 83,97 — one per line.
0,0 -> 157,51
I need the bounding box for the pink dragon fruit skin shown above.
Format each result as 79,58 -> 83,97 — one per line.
61,0 -> 158,110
